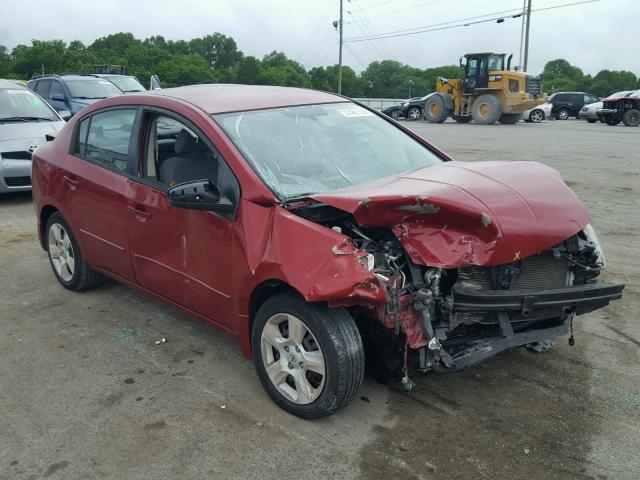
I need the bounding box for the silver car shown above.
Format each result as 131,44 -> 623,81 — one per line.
522,102 -> 553,123
0,81 -> 67,193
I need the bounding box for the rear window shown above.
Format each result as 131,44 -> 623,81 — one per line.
34,80 -> 51,98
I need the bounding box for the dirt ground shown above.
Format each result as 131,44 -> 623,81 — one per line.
1,119 -> 638,480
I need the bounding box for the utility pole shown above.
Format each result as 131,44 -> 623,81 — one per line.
523,0 -> 532,72
338,0 -> 343,94
518,0 -> 526,70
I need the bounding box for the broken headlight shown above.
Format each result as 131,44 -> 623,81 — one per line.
583,223 -> 606,268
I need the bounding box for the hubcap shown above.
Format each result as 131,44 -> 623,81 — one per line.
531,111 -> 543,122
48,223 -> 75,282
260,313 -> 326,405
409,109 -> 420,119
559,110 -> 568,119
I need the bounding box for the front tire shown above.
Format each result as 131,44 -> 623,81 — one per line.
529,109 -> 544,123
586,118 -> 598,123
46,212 -> 103,291
406,106 -> 422,121
622,108 -> 640,127
605,116 -> 621,126
252,292 -> 365,419
424,95 -> 448,123
471,94 -> 502,124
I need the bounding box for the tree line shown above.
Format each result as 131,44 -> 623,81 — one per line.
1,32 -> 638,98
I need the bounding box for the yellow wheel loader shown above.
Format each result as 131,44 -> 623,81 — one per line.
425,52 -> 547,125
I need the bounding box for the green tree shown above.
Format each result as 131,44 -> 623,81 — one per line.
235,56 -> 260,84
188,33 -> 243,69
0,45 -> 13,76
154,55 -> 219,87
12,40 -> 66,78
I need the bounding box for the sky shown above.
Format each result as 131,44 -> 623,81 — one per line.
1,0 -> 638,76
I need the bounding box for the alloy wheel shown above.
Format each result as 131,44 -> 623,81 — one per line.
530,110 -> 544,123
48,223 -> 75,282
260,313 -> 326,405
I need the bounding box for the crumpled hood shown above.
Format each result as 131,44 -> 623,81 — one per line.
312,160 -> 590,268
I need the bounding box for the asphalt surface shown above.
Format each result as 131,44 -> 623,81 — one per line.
1,119 -> 638,480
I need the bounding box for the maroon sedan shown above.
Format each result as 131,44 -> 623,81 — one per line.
32,85 -> 623,418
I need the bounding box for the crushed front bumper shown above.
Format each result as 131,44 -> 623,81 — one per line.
431,282 -> 625,370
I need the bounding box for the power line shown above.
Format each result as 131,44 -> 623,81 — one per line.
348,0 -> 442,22
347,0 -> 393,60
345,0 -> 600,42
296,1 -> 335,62
352,0 -> 397,12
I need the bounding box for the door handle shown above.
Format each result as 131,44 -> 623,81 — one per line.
63,175 -> 79,187
128,205 -> 152,219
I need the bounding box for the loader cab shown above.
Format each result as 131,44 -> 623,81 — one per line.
463,53 -> 506,92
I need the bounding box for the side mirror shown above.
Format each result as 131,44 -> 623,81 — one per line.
58,110 -> 72,121
167,179 -> 234,213
51,93 -> 66,102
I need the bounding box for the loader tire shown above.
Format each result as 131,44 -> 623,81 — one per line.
472,95 -> 502,125
424,95 -> 448,123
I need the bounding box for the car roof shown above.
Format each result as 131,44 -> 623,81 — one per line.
94,73 -> 136,79
145,84 -> 347,114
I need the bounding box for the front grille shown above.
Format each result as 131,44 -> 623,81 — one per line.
525,75 -> 542,97
1,151 -> 32,160
452,251 -> 570,327
457,251 -> 570,291
4,176 -> 31,187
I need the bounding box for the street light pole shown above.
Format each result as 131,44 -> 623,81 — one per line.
338,0 -> 343,94
523,0 -> 532,72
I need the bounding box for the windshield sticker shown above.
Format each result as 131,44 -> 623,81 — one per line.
26,95 -> 44,106
337,107 -> 374,118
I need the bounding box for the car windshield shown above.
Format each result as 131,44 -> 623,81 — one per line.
214,102 -> 443,200
0,88 -> 58,121
66,79 -> 122,98
105,76 -> 145,92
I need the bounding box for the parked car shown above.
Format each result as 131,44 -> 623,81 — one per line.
93,73 -> 146,93
0,80 -> 67,193
26,74 -> 123,116
578,91 -> 633,123
382,94 -> 433,120
31,85 -> 624,418
549,91 -> 599,120
600,89 -> 640,126
522,101 -> 553,123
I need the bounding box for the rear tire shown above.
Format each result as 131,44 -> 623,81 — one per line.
406,106 -> 422,121
622,108 -> 640,127
499,113 -> 522,124
556,108 -> 570,120
390,109 -> 400,119
252,292 -> 365,419
46,212 -> 103,291
471,94 -> 502,125
424,95 -> 448,123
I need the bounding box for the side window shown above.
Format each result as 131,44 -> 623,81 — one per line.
35,80 -> 51,98
74,118 -> 90,156
50,81 -> 65,99
571,94 -> 583,104
466,59 -> 478,77
585,95 -> 597,104
142,113 -> 240,210
84,109 -> 137,172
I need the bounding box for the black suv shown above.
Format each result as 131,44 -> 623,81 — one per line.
549,92 -> 599,120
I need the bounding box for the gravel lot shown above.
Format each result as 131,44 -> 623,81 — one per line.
1,119 -> 638,480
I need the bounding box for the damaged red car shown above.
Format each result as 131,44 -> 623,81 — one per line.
32,85 -> 624,419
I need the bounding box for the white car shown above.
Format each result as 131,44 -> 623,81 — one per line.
0,80 -> 67,193
522,102 -> 553,123
579,91 -> 633,123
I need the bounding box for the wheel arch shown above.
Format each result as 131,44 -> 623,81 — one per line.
39,204 -> 59,250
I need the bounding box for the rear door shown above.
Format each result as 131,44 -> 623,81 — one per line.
62,107 -> 140,281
